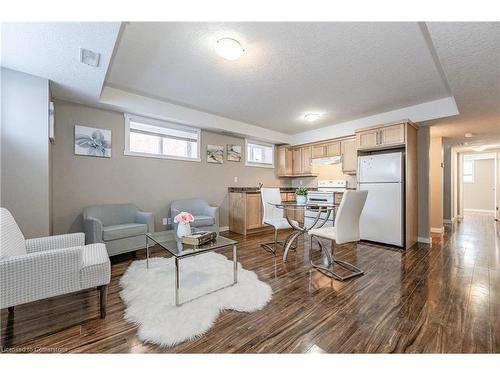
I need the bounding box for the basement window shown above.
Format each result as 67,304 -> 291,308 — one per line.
245,139 -> 274,168
463,159 -> 474,183
124,114 -> 201,162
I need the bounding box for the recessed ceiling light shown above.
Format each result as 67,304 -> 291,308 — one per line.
79,48 -> 100,67
215,38 -> 244,61
304,113 -> 322,122
473,146 -> 487,152
464,132 -> 473,138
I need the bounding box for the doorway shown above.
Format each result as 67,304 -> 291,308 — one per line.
462,153 -> 497,217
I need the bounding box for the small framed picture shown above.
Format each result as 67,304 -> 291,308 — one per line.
207,144 -> 224,164
227,144 -> 242,162
74,125 -> 111,158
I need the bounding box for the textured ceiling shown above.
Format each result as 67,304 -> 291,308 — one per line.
1,22 -> 121,103
424,22 -> 500,146
106,22 -> 451,134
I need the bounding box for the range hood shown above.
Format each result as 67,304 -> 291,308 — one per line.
311,156 -> 342,165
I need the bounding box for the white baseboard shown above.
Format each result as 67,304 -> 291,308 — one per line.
219,226 -> 229,232
430,227 -> 444,234
417,237 -> 432,244
464,209 -> 495,214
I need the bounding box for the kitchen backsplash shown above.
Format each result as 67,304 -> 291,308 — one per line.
290,163 -> 357,189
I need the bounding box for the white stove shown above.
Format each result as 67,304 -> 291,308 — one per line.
305,180 -> 347,227
317,179 -> 347,192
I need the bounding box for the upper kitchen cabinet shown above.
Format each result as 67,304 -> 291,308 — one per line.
312,141 -> 340,158
326,142 -> 341,156
341,138 -> 357,174
277,145 -> 316,177
356,121 -> 412,151
277,145 -> 293,176
301,146 -> 313,174
292,148 -> 302,175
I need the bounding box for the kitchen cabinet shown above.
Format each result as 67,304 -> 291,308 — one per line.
326,142 -> 341,156
380,124 -> 405,146
301,146 -> 313,174
229,192 -> 266,235
312,144 -> 327,158
356,122 -> 406,150
312,142 -> 340,158
341,138 -> 357,174
292,148 -> 302,175
276,146 -> 316,177
277,146 -> 293,176
245,193 -> 263,230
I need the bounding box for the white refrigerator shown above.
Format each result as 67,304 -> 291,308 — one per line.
357,152 -> 404,247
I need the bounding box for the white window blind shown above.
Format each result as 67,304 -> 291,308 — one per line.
124,114 -> 200,162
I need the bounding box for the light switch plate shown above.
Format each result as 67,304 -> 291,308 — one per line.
234,176 -> 238,183
162,218 -> 170,225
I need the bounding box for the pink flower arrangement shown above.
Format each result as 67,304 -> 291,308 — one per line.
174,211 -> 194,224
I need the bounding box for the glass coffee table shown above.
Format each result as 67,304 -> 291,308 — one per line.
145,230 -> 238,306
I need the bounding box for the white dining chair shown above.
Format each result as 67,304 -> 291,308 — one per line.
308,190 -> 368,280
260,187 -> 299,255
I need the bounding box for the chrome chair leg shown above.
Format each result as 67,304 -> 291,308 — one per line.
261,228 -> 285,255
309,235 -> 364,281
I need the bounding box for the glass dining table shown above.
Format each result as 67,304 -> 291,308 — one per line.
270,202 -> 337,262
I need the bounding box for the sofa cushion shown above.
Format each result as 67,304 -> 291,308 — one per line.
0,208 -> 26,259
80,243 -> 111,289
193,215 -> 215,227
102,223 -> 148,241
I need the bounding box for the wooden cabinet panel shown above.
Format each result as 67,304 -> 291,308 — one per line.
277,146 -> 293,176
356,130 -> 379,150
246,194 -> 262,230
334,192 -> 343,206
380,124 -> 405,146
326,142 -> 340,156
301,146 -> 312,174
312,144 -> 326,158
356,123 -> 406,150
341,139 -> 357,174
292,148 -> 302,175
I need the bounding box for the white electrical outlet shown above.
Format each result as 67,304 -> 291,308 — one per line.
234,176 -> 238,183
299,180 -> 303,185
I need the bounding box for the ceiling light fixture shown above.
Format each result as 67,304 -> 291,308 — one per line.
464,132 -> 473,138
304,113 -> 322,122
215,38 -> 244,61
473,146 -> 487,152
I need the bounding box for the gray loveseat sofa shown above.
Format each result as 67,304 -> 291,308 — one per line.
83,204 -> 154,256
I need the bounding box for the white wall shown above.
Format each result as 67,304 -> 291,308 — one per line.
1,68 -> 50,237
51,100 -> 286,234
463,158 -> 495,212
443,143 -> 452,221
429,136 -> 443,232
417,126 -> 431,240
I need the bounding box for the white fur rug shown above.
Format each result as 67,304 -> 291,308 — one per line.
119,252 -> 272,347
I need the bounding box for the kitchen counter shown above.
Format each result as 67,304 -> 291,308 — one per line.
228,186 -> 317,193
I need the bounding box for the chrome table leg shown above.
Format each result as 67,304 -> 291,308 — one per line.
146,236 -> 150,269
175,257 -> 180,306
233,244 -> 238,284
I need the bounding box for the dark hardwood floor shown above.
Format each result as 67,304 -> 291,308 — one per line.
1,213 -> 499,353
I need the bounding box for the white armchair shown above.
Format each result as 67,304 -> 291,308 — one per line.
0,208 -> 111,318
